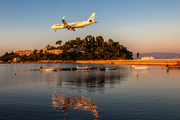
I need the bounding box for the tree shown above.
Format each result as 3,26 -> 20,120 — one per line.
85,35 -> 95,48
82,39 -> 88,48
75,37 -> 81,46
96,36 -> 104,48
33,49 -> 37,55
108,39 -> 113,47
56,40 -> 62,47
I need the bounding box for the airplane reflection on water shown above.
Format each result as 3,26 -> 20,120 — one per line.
52,91 -> 98,118
50,69 -> 127,118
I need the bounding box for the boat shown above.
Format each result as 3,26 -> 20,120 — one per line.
131,65 -> 149,70
106,67 -> 117,70
99,67 -> 106,71
76,66 -> 90,70
167,66 -> 180,69
40,67 -> 58,71
98,67 -> 117,71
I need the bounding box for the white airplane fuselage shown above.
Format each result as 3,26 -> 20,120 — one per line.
51,13 -> 96,31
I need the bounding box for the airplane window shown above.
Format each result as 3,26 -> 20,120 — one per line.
56,24 -> 62,26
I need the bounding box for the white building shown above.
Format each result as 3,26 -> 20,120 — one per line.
141,56 -> 154,60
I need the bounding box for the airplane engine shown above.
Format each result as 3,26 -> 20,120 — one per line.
68,27 -> 75,31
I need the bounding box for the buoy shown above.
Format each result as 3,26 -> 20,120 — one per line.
15,73 -> 16,75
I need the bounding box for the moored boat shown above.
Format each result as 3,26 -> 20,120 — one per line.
40,67 -> 58,71
76,66 -> 90,70
98,67 -> 117,71
131,65 -> 149,70
106,67 -> 117,70
167,65 -> 180,69
99,67 -> 106,71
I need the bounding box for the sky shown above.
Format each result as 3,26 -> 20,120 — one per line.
0,0 -> 180,56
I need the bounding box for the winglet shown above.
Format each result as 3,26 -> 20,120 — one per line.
62,16 -> 65,20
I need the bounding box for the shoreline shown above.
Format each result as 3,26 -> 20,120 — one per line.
76,59 -> 180,66
1,59 -> 180,66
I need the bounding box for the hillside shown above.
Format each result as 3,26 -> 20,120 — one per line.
133,52 -> 180,59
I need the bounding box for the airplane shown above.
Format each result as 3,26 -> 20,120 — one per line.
51,13 -> 96,31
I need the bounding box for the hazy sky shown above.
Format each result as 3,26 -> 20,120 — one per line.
0,0 -> 180,56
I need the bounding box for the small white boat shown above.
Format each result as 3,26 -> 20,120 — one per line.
40,67 -> 58,71
131,65 -> 149,70
76,66 -> 90,70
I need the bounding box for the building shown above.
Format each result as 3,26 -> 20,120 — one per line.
13,57 -> 21,62
47,49 -> 63,55
43,47 -> 63,55
67,46 -> 85,55
36,50 -> 41,53
15,50 -> 33,56
43,47 -> 48,53
141,56 -> 154,60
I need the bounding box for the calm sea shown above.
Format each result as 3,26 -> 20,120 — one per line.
0,63 -> 180,120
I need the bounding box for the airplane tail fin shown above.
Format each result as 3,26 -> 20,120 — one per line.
87,13 -> 95,22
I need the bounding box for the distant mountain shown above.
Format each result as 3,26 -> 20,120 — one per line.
133,52 -> 180,59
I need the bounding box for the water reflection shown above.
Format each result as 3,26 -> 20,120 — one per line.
52,91 -> 98,118
55,70 -> 127,93
51,70 -> 127,118
136,71 -> 138,80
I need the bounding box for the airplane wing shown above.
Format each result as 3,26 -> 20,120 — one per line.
62,16 -> 75,31
62,16 -> 69,27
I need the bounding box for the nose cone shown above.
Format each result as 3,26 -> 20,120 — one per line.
51,25 -> 55,29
